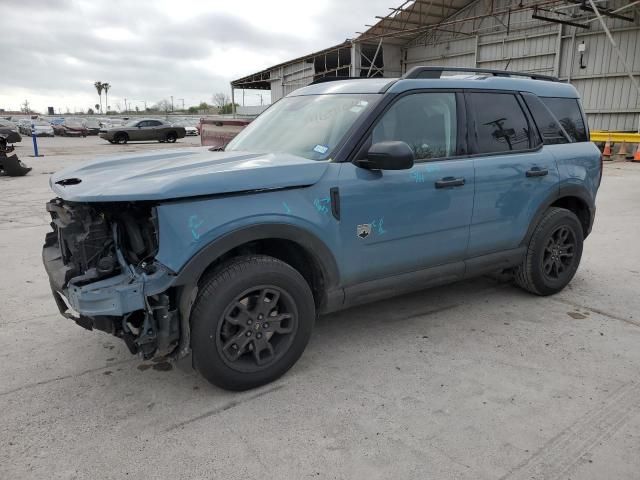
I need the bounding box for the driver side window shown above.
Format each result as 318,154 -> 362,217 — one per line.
372,92 -> 457,161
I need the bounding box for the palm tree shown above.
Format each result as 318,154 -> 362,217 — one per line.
94,81 -> 104,112
102,83 -> 111,114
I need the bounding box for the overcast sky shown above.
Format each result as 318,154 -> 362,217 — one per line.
1,0 -> 393,113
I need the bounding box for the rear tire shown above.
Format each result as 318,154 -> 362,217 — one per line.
191,255 -> 315,391
515,207 -> 583,296
114,133 -> 128,144
166,132 -> 177,143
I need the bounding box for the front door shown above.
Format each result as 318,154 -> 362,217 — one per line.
130,120 -> 149,141
147,120 -> 163,141
337,91 -> 474,286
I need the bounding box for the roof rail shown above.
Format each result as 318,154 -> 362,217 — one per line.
403,66 -> 559,82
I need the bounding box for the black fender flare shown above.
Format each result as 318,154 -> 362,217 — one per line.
172,223 -> 340,290
522,184 -> 595,246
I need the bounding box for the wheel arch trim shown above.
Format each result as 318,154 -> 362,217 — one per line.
172,223 -> 340,290
522,185 -> 595,245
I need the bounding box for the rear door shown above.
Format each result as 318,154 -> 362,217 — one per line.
466,91 -> 559,257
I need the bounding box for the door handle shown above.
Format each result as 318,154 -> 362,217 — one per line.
435,176 -> 465,188
526,167 -> 549,177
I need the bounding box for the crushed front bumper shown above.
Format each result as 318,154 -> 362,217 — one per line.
43,234 -> 173,319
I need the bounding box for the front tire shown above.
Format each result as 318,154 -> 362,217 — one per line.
114,133 -> 128,144
515,207 -> 583,296
191,255 -> 315,391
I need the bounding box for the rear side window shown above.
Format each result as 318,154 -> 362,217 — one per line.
372,92 -> 457,160
521,92 -> 570,145
540,97 -> 588,142
469,93 -> 532,154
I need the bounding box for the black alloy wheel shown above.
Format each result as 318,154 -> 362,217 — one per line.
217,286 -> 298,372
191,255 -> 315,390
541,225 -> 576,280
515,207 -> 584,296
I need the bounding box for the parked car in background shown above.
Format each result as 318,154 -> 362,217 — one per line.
199,117 -> 251,149
53,119 -> 88,137
82,118 -> 101,135
48,118 -> 65,126
0,119 -> 22,143
20,119 -> 55,137
171,120 -> 199,136
99,118 -> 186,144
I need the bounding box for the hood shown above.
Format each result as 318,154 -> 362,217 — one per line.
50,147 -> 330,202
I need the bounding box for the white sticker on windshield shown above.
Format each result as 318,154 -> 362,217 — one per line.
350,100 -> 368,113
313,144 -> 329,154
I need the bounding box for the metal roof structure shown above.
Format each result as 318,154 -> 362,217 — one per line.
230,0 -> 640,131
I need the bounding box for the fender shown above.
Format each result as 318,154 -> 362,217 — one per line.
522,183 -> 596,246
172,223 -> 340,290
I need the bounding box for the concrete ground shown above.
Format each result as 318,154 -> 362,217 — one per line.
1,137 -> 639,479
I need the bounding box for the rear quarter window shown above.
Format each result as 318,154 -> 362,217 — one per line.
540,97 -> 588,143
521,92 -> 570,145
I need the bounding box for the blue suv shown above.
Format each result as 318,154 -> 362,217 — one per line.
43,67 -> 601,390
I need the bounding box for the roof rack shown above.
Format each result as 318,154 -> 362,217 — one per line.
402,66 -> 559,82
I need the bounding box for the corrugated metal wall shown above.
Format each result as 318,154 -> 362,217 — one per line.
270,60 -> 315,103
403,0 -> 640,131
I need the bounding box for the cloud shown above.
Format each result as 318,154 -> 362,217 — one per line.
1,0 -> 393,111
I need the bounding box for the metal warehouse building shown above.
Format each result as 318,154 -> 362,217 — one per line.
232,0 -> 640,132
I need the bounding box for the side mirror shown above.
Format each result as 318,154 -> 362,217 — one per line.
355,141 -> 414,170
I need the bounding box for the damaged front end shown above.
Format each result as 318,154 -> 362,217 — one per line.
42,198 -> 181,359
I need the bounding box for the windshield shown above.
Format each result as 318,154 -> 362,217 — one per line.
125,120 -> 141,127
225,93 -> 379,160
34,120 -> 50,126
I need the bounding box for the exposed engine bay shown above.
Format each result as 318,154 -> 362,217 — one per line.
43,198 -> 181,359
